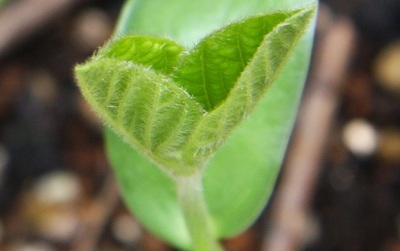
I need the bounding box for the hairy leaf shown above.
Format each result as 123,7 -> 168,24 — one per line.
97,36 -> 185,74
75,5 -> 316,176
180,7 -> 315,165
76,59 -> 206,175
173,12 -> 292,110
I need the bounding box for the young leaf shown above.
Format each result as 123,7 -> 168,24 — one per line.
75,5 -> 315,176
75,57 -> 206,175
179,7 -> 316,166
173,12 -> 292,110
97,36 -> 185,75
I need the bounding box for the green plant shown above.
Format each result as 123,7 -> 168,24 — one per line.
75,0 -> 317,250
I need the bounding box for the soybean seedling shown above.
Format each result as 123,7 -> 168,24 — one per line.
75,0 -> 317,250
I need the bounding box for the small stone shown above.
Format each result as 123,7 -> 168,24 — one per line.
23,171 -> 81,243
378,129 -> 400,162
374,41 -> 400,93
8,241 -> 55,251
36,210 -> 80,243
33,171 -> 80,206
71,8 -> 113,52
111,213 -> 142,245
342,119 -> 378,157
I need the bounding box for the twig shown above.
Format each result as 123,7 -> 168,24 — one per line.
262,11 -> 356,251
0,0 -> 90,59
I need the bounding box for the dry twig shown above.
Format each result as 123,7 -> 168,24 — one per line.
262,10 -> 356,251
0,0 -> 90,59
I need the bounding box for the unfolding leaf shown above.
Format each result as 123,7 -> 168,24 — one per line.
76,58 -> 206,175
180,7 -> 316,165
75,5 -> 316,176
173,11 -> 292,110
97,36 -> 185,74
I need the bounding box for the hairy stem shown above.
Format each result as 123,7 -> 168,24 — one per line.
176,173 -> 223,251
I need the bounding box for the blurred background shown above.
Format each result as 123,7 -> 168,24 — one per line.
0,0 -> 399,250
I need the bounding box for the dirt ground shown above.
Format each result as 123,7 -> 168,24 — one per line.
0,0 -> 399,250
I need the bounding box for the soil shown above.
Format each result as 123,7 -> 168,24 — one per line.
0,0 -> 399,250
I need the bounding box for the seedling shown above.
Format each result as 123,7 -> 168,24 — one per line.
75,0 -> 317,250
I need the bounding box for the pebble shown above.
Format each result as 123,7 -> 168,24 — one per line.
71,8 -> 113,52
8,241 -> 55,251
36,210 -> 80,243
374,41 -> 400,93
20,171 -> 82,243
33,171 -> 80,206
378,129 -> 400,162
111,213 -> 142,245
342,119 -> 378,157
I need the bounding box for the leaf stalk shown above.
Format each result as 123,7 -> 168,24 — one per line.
176,172 -> 223,251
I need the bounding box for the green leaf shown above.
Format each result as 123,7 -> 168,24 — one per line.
180,7 -> 315,167
76,57 -> 206,175
76,6 -> 315,176
173,12 -> 292,110
97,36 -> 185,75
80,0 -> 317,249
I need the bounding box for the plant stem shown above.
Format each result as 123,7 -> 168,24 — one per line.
176,172 -> 223,251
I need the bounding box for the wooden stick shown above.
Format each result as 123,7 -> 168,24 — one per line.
0,0 -> 89,59
262,13 -> 356,251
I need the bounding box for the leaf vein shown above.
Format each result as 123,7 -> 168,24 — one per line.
144,84 -> 161,149
200,47 -> 213,110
